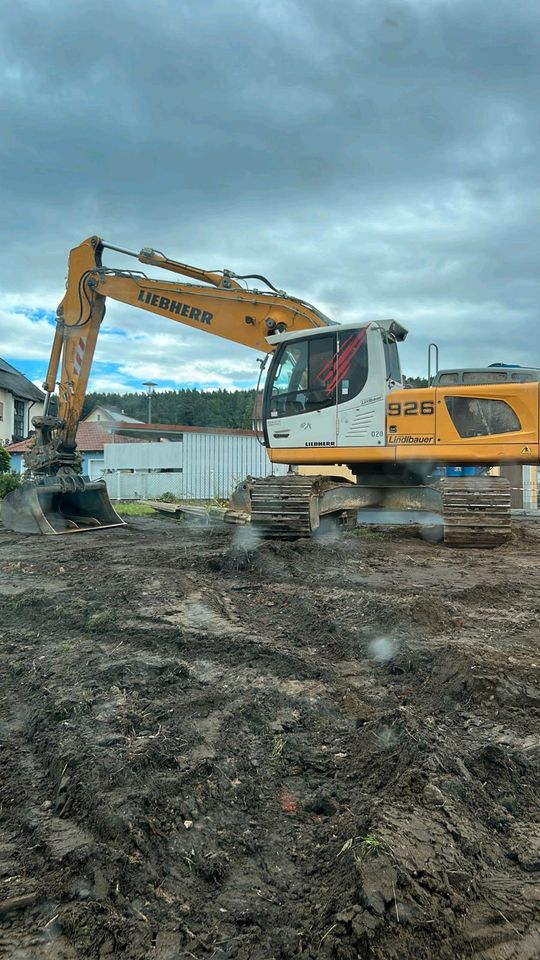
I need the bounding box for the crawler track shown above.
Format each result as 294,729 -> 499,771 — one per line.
440,476 -> 512,547
251,476 -> 320,538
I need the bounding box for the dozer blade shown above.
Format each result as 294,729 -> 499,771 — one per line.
1,479 -> 125,535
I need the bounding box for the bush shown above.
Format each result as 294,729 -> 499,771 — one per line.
0,447 -> 10,475
0,473 -> 20,499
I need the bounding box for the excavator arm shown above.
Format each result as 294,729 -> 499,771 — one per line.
1,235 -> 335,533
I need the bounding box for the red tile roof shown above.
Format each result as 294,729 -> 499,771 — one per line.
6,421 -> 259,454
114,422 -> 258,437
6,422 -> 143,454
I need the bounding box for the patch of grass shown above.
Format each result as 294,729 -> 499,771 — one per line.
59,637 -> 82,652
113,502 -> 156,516
350,527 -> 386,541
338,833 -> 387,858
270,735 -> 285,760
359,833 -> 386,854
87,609 -> 115,630
113,499 -> 227,516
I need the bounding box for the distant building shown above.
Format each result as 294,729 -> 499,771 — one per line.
7,419 -> 284,497
108,421 -> 258,442
83,404 -> 143,424
6,422 -> 141,478
103,427 -> 285,500
0,359 -> 45,446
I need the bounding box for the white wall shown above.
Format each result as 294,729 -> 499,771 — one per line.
103,435 -> 287,500
85,407 -> 109,422
0,390 -> 44,446
0,389 -> 14,445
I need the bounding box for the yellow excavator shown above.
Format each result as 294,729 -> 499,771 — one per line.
3,236 -> 539,545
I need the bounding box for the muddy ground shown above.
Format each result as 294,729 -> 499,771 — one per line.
0,516 -> 539,959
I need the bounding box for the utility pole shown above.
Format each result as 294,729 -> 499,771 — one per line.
142,381 -> 157,423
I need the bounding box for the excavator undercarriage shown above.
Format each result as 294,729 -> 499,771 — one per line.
232,473 -> 513,548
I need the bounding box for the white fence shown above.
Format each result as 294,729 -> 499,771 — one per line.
102,434 -> 287,500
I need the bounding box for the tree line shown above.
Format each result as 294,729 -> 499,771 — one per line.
82,389 -> 258,429
81,377 -> 428,429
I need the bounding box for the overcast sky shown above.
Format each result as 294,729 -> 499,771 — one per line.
1,0 -> 539,394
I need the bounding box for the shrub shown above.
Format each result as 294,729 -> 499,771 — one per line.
0,447 -> 10,475
0,472 -> 20,499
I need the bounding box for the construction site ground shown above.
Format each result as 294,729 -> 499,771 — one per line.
1,515 -> 539,959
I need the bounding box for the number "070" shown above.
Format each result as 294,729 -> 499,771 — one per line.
387,400 -> 435,416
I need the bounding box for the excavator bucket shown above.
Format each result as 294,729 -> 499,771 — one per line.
1,479 -> 125,535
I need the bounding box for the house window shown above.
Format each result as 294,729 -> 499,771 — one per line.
0,401 -> 3,422
13,399 -> 25,441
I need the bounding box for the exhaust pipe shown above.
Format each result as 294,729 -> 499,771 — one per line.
1,477 -> 125,535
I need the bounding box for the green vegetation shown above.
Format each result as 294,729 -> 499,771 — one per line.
0,447 -> 10,474
0,474 -> 19,499
87,609 -> 115,630
359,834 -> 386,854
82,388 -> 257,429
404,375 -> 429,388
270,735 -> 285,760
113,502 -> 157,516
338,833 -> 387,858
80,379 -> 427,431
0,449 -> 19,499
350,526 -> 385,541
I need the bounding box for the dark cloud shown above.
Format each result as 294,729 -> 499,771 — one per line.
1,0 -> 539,385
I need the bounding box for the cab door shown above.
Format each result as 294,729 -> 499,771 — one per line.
265,332 -> 339,450
336,325 -> 388,448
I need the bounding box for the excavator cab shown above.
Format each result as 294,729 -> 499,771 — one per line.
262,319 -> 406,456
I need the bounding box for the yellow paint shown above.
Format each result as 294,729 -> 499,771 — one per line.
298,464 -> 356,482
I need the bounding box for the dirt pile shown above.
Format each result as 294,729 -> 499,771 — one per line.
0,518 -> 539,958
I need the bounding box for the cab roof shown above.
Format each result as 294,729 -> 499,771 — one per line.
266,318 -> 407,345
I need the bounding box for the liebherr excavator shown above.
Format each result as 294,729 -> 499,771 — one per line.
3,236 -> 539,545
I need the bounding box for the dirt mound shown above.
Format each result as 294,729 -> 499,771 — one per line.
0,517 -> 539,958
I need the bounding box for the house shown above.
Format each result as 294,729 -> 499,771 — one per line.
0,358 -> 45,446
6,422 -> 142,479
84,404 -> 143,424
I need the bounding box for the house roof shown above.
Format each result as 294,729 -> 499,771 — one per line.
84,405 -> 144,424
0,359 -> 46,403
112,422 -> 258,438
6,422 -> 143,454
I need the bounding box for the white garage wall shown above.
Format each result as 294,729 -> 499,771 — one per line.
103,434 -> 287,500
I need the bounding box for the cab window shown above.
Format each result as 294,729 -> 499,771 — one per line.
336,329 -> 369,403
383,335 -> 401,384
269,335 -> 336,418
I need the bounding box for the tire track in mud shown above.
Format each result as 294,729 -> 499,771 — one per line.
1,519 -> 539,958
0,689 -> 83,959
